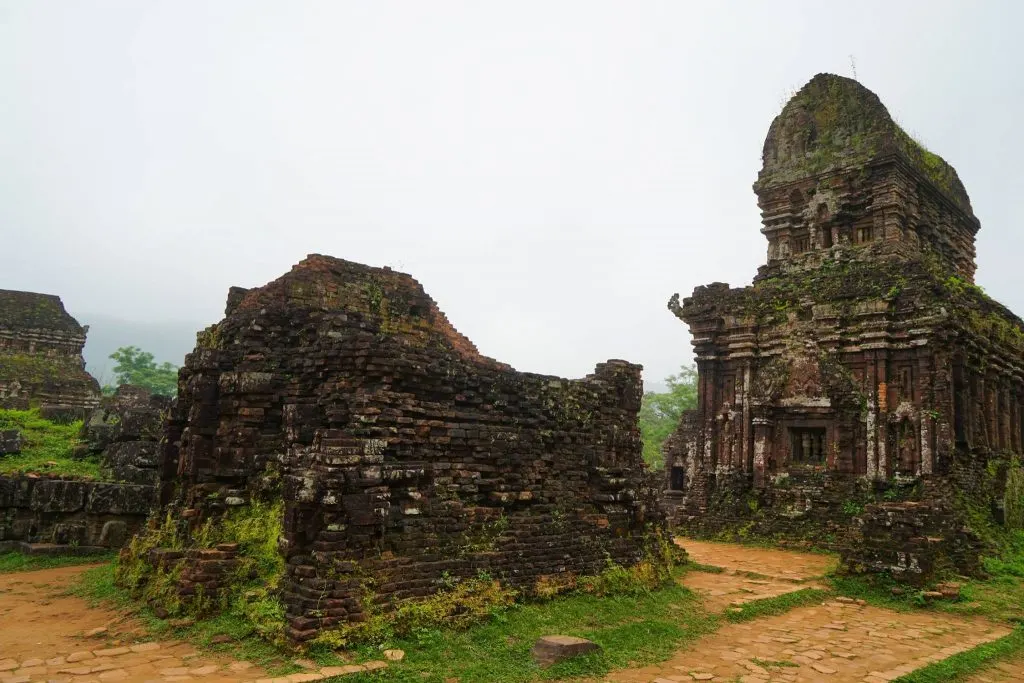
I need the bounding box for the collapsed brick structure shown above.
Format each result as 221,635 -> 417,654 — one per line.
664,74 -> 1023,579
0,289 -> 100,412
155,255 -> 660,642
80,385 -> 171,486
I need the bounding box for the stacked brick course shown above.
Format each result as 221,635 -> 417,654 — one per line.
157,255 -> 660,642
0,289 -> 100,411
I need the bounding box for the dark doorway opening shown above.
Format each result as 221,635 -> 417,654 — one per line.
670,466 -> 686,491
790,427 -> 826,465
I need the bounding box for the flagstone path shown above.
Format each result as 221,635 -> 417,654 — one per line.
1,542 -> 1018,683
0,564 -> 385,683
604,540 -> 1014,683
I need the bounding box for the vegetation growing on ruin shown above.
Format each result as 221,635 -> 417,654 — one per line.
761,74 -> 968,208
1007,460 -> 1024,530
315,532 -> 684,651
115,500 -> 287,642
0,352 -> 82,384
830,528 -> 1024,625
314,573 -> 714,683
0,407 -> 99,478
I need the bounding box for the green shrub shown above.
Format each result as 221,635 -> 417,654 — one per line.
116,500 -> 287,642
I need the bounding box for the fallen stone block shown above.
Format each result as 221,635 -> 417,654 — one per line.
530,635 -> 601,667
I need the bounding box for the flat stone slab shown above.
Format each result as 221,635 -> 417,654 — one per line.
531,635 -> 602,667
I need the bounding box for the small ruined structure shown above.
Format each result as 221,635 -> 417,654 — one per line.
664,74 -> 1023,580
0,289 -> 100,411
80,385 -> 171,486
151,255 -> 660,642
0,386 -> 165,551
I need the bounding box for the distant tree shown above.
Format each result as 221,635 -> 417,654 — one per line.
639,365 -> 698,469
109,346 -> 179,397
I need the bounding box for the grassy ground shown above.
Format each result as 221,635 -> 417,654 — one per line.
830,530 -> 1024,681
0,408 -> 99,478
0,551 -> 114,573
69,559 -> 719,683
723,588 -> 830,623
320,580 -> 715,683
893,627 -> 1024,683
72,562 -> 310,675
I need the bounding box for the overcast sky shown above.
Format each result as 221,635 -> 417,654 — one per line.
3,1 -> 1022,385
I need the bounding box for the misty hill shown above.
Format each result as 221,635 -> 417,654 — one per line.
79,313 -> 207,384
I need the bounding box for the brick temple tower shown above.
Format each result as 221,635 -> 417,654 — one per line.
663,75 -> 1023,574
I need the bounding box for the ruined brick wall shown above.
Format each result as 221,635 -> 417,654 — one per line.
0,289 -> 100,410
663,74 -> 1021,580
0,477 -> 155,550
160,255 -> 660,642
843,501 -> 984,584
80,385 -> 170,486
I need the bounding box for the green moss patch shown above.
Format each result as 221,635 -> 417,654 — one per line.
760,74 -> 969,210
0,408 -> 99,478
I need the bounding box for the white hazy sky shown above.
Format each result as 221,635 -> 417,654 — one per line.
2,1 -> 1022,384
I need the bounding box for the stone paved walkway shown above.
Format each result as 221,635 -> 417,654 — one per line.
682,540 -> 835,582
604,540 -> 1013,683
0,564 -> 386,683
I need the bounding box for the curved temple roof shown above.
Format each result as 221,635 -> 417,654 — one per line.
755,73 -> 973,216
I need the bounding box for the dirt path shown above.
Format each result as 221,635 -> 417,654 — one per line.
0,564 -> 381,683
605,539 -> 1012,683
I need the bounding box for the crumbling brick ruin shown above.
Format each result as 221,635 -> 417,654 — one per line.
79,385 -> 171,486
0,289 -> 100,412
152,255 -> 661,642
663,74 -> 1024,581
0,386 -> 166,551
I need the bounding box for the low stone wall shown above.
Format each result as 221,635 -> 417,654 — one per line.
665,469 -> 892,550
841,501 -> 984,584
0,476 -> 156,550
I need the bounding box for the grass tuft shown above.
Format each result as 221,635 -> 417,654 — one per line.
724,588 -> 830,623
893,627 -> 1024,683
